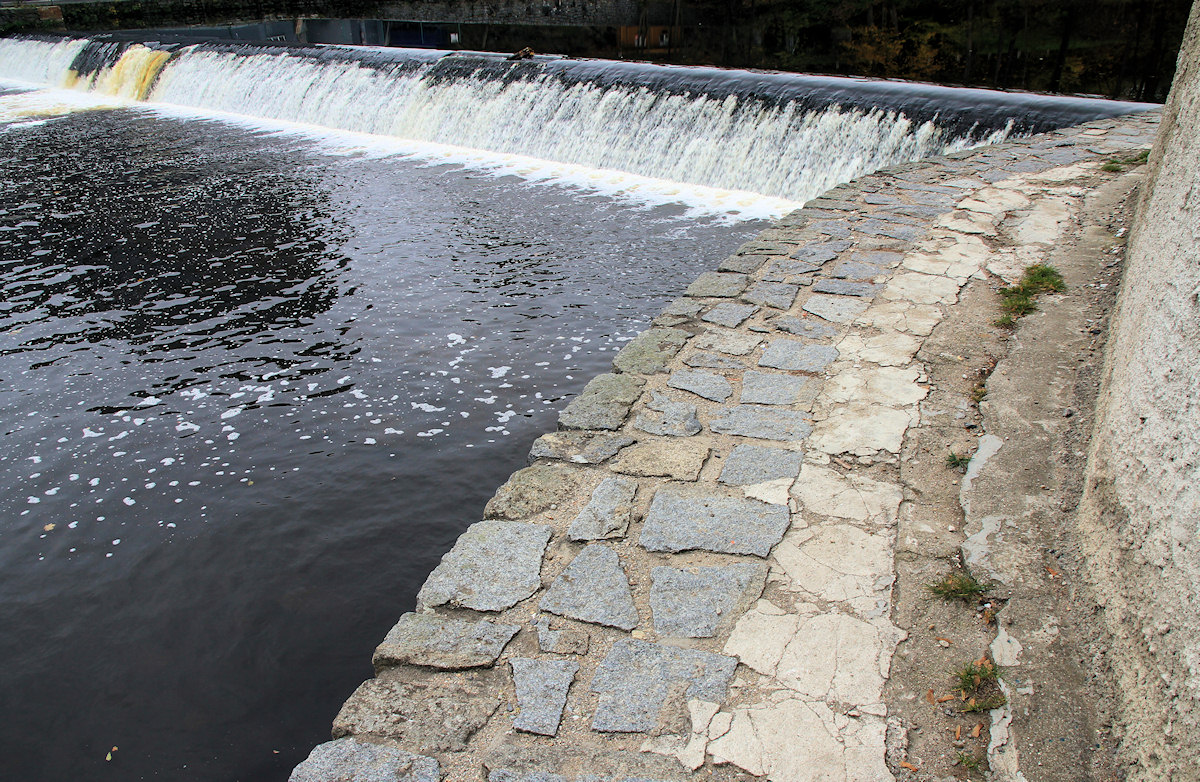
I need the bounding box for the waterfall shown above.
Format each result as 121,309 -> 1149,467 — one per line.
0,34 -> 1152,207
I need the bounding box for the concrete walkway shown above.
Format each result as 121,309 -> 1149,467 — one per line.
290,110 -> 1160,782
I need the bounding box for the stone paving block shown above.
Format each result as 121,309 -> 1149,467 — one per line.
511,658 -> 579,736
764,258 -> 821,280
718,444 -> 804,486
559,373 -> 645,430
685,272 -> 747,298
812,279 -> 880,298
792,239 -> 852,263
373,613 -> 520,669
590,639 -> 738,732
683,351 -> 743,370
486,464 -> 586,520
807,220 -> 853,238
718,254 -> 770,274
612,328 -> 690,375
758,340 -> 839,373
802,293 -> 871,324
568,477 -> 637,541
610,441 -> 709,481
640,487 -> 790,556
693,329 -> 761,356
290,738 -> 440,782
633,391 -> 701,437
660,299 -> 703,318
769,315 -> 838,340
667,369 -> 733,402
709,406 -> 813,441
334,666 -> 504,752
650,562 -> 768,637
532,617 -> 590,655
740,371 -> 817,406
830,261 -> 885,280
540,545 -> 639,630
701,301 -> 758,328
529,432 -> 634,465
417,521 -> 551,611
853,251 -> 904,267
742,280 -> 798,310
855,219 -> 925,242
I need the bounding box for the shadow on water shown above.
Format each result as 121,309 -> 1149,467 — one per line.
0,103 -> 764,780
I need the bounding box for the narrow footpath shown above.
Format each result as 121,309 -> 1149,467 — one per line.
291,109 -> 1161,782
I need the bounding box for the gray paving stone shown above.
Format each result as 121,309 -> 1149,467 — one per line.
693,329 -> 761,355
559,373 -> 645,430
540,545 -> 639,630
758,340 -> 839,372
854,219 -> 925,242
790,245 -> 838,264
649,563 -> 768,637
683,351 -> 743,370
590,639 -> 738,732
612,328 -> 690,375
640,488 -> 790,556
740,370 -> 818,406
812,278 -> 880,297
718,444 -> 805,485
807,220 -> 854,239
770,315 -> 839,340
667,368 -> 733,402
891,203 -> 954,218
290,738 -> 440,782
766,258 -> 822,279
489,771 -> 676,782
803,293 -> 871,324
659,299 -> 703,317
633,391 -> 701,437
718,253 -> 770,274
831,260 -> 886,279
486,464 -> 585,520
855,250 -> 904,267
609,441 -> 709,481
701,301 -> 758,327
532,616 -> 590,655
685,272 -> 747,298
863,193 -> 902,205
511,658 -> 579,736
709,406 -> 813,441
529,432 -> 634,465
742,280 -> 798,309
373,613 -> 520,669
417,521 -> 551,611
568,477 -> 637,541
867,210 -> 923,225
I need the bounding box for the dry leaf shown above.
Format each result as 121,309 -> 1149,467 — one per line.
937,694 -> 955,703
899,761 -> 919,772
925,689 -> 936,705
972,723 -> 983,738
955,725 -> 962,740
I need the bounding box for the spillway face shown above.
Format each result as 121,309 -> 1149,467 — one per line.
0,34 -> 1151,205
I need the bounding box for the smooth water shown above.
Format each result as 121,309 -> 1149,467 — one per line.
0,92 -> 764,780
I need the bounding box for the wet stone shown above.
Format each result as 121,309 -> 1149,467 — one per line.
812,279 -> 880,297
610,441 -> 709,481
512,658 -> 579,736
709,406 -> 813,441
559,373 -> 645,431
667,369 -> 733,402
693,329 -> 761,356
758,340 -> 839,373
529,432 -> 635,465
770,315 -> 838,340
417,521 -> 551,612
740,371 -> 817,406
634,391 -> 701,437
540,545 -> 639,630
742,280 -> 798,310
290,738 -> 440,782
486,464 -> 585,520
591,639 -> 738,733
803,293 -> 871,324
568,477 -> 637,541
685,272 -> 748,298
650,563 -> 768,638
831,260 -> 886,279
640,488 -> 790,556
683,351 -> 743,370
533,616 -> 590,655
612,328 -> 690,375
701,301 -> 758,328
718,444 -> 804,486
373,613 -> 520,669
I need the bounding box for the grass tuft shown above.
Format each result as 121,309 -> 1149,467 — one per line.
994,264 -> 1065,326
953,655 -> 1007,713
927,572 -> 990,602
946,452 -> 971,472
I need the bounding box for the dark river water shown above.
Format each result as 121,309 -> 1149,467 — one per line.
0,92 -> 764,780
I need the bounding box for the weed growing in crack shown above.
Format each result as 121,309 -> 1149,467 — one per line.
928,572 -> 990,602
953,655 -> 1007,713
1102,149 -> 1151,172
954,750 -> 982,771
946,452 -> 972,472
994,264 -> 1065,326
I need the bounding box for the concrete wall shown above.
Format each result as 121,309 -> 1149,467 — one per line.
1078,2 -> 1200,778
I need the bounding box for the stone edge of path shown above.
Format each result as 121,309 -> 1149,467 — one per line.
289,109 -> 1163,782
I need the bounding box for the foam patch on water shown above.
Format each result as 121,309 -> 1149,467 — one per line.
0,83 -> 129,124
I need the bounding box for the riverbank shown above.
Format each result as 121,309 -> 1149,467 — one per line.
291,108 -> 1164,781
